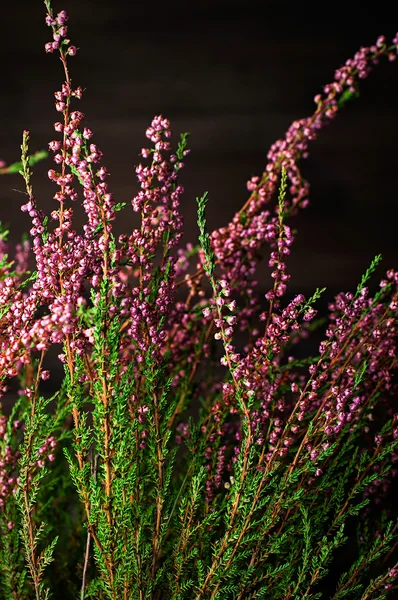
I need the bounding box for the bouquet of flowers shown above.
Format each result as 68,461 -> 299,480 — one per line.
0,3 -> 397,598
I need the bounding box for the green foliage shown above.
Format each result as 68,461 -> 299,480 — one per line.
196,192 -> 215,279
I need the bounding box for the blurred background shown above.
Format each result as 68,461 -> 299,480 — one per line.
1,1 -> 398,298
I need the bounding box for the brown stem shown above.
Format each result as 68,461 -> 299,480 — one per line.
150,391 -> 165,586
81,452 -> 98,600
22,351 -> 45,600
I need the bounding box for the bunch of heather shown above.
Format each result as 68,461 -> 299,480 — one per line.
0,3 -> 397,599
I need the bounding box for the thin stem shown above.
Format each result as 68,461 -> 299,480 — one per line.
150,391 -> 164,586
22,351 -> 45,600
81,452 -> 98,600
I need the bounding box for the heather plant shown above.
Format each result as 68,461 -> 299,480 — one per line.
0,2 -> 397,599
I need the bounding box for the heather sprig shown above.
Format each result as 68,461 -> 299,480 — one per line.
0,151 -> 48,176
0,3 -> 397,599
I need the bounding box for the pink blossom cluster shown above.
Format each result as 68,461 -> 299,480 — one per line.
190,32 -> 398,326
44,8 -> 77,56
117,116 -> 189,364
0,416 -> 20,514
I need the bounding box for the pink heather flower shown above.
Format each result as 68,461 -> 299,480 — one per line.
56,10 -> 68,25
376,35 -> 386,48
82,127 -> 93,139
374,434 -> 383,446
45,15 -> 56,26
97,166 -> 109,181
225,315 -> 237,325
48,140 -> 61,152
73,86 -> 83,99
68,46 -> 77,56
303,308 -> 317,321
389,568 -> 398,579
